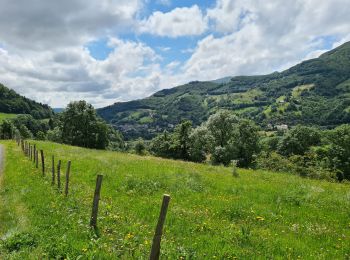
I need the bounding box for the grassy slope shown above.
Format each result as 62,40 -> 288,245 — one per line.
0,140 -> 350,259
0,113 -> 17,122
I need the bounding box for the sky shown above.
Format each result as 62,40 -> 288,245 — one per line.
0,0 -> 350,108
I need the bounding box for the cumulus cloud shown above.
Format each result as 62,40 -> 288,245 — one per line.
139,5 -> 208,37
0,0 -> 350,108
0,37 -> 165,107
182,0 -> 350,81
0,0 -> 141,51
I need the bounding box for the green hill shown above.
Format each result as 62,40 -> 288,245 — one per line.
0,140 -> 349,258
0,83 -> 53,119
0,112 -> 17,122
98,42 -> 350,139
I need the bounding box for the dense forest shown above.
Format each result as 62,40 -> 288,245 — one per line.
98,41 -> 350,140
0,83 -> 53,119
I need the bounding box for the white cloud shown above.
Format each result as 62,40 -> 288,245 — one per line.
0,37 -> 164,108
0,0 -> 141,51
181,0 -> 350,81
139,5 -> 208,37
0,0 -> 350,109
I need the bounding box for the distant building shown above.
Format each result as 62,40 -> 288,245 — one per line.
275,124 -> 288,131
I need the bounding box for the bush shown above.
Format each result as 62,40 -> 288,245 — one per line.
19,124 -> 33,139
256,152 -> 294,173
36,131 -> 47,140
47,127 -> 62,143
134,138 -> 147,155
256,151 -> 335,181
211,146 -> 231,166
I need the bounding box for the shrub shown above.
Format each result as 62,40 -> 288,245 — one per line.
134,138 -> 146,155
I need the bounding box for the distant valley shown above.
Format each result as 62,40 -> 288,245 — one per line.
98,42 -> 350,139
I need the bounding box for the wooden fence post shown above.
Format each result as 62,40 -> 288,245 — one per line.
57,160 -> 61,190
21,140 -> 24,152
149,194 -> 171,260
40,150 -> 45,176
90,174 -> 103,229
30,145 -> 32,161
51,155 -> 55,185
35,150 -> 39,169
65,161 -> 71,197
33,145 -> 36,163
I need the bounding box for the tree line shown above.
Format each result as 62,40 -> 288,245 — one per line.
0,101 -> 124,150
134,111 -> 350,182
1,100 -> 349,182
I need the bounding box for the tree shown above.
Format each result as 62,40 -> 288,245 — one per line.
0,120 -> 15,139
327,124 -> 350,180
61,101 -> 111,149
150,121 -> 193,160
277,125 -> 321,156
107,126 -> 124,151
19,124 -> 33,139
134,138 -> 146,155
189,126 -> 210,162
234,119 -> 260,167
172,120 -> 192,160
47,127 -> 62,143
211,146 -> 232,165
13,114 -> 45,137
36,131 -> 47,140
206,111 -> 238,147
206,111 -> 260,166
150,130 -> 173,158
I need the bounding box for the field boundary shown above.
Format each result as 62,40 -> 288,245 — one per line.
16,139 -> 170,259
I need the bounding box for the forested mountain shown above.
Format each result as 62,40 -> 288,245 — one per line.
98,42 -> 350,139
0,83 -> 53,118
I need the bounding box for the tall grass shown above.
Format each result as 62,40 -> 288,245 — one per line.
0,140 -> 350,258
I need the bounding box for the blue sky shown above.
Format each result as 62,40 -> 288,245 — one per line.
86,1 -> 215,69
0,0 -> 349,107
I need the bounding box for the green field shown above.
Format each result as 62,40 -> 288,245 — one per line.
1,140 -> 350,259
0,113 -> 17,122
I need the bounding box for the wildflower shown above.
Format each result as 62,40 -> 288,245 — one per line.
125,233 -> 134,239
82,248 -> 88,252
256,216 -> 265,221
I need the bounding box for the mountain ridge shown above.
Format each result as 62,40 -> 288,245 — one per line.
97,42 -> 350,139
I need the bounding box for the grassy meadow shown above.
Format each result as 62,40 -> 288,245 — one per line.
0,140 -> 350,259
0,113 -> 17,122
